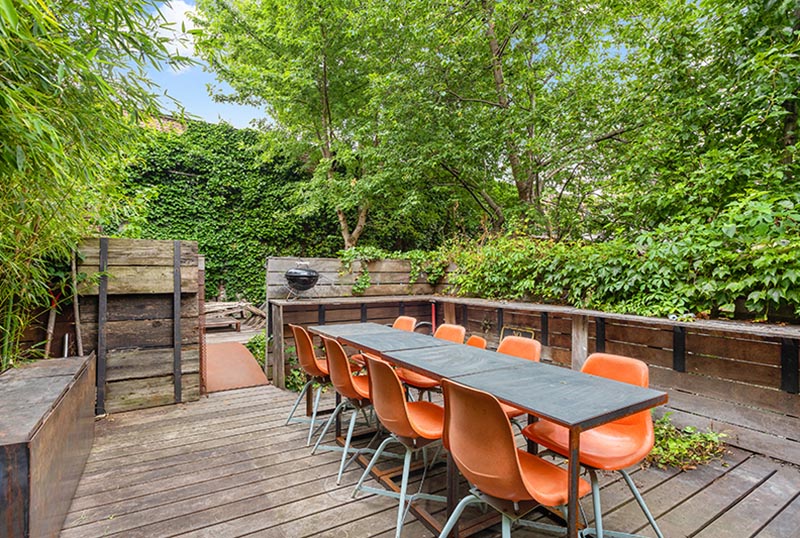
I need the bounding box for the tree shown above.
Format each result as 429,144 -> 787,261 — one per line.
0,0 -> 186,367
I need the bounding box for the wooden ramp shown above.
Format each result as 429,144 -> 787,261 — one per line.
62,385 -> 800,538
205,342 -> 268,392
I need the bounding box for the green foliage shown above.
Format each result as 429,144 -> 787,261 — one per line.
646,413 -> 727,470
283,345 -> 307,393
0,0 -> 185,369
449,189 -> 800,318
121,121 -> 343,301
339,246 -> 451,295
245,331 -> 267,368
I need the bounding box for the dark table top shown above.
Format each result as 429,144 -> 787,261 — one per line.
307,322 -> 395,339
384,345 -> 527,381
454,362 -> 668,430
311,325 -> 459,355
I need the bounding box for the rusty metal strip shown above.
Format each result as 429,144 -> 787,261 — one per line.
96,237 -> 108,415
173,240 -> 182,403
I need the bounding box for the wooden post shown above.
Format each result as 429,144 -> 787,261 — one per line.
96,237 -> 108,415
264,257 -> 270,376
271,302 -> 285,389
443,302 -> 456,324
172,241 -> 182,403
571,314 -> 588,371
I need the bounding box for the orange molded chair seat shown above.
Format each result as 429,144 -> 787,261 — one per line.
350,316 -> 418,366
466,334 -> 487,348
525,419 -> 653,470
439,378 -> 590,538
286,324 -> 332,445
521,352 -> 664,538
395,367 -> 439,389
355,356 -> 446,538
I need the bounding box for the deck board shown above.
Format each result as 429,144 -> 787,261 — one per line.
62,385 -> 800,538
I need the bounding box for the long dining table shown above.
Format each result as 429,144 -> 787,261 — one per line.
308,322 -> 668,538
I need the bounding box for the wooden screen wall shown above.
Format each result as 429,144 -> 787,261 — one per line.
78,238 -> 201,413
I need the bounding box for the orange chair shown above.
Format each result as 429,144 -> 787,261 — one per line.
495,335 -> 542,422
466,334 -> 487,349
522,353 -> 664,538
440,379 -> 591,537
311,336 -> 373,484
353,356 -> 446,538
396,323 -> 466,400
286,324 -> 332,445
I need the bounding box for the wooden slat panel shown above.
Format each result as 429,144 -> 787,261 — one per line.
78,239 -> 198,266
82,318 -> 199,350
106,347 -> 200,382
686,331 -> 780,366
604,321 -> 673,349
686,354 -> 780,388
78,266 -> 198,295
604,340 -> 674,368
79,294 -> 198,322
650,366 -> 800,416
105,374 -> 200,413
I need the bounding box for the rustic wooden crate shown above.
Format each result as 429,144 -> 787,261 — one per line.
0,355 -> 95,538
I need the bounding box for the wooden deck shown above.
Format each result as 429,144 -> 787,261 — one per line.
62,385 -> 800,538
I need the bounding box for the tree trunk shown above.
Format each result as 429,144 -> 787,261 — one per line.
337,206 -> 368,249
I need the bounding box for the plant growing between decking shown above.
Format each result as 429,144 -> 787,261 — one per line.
646,412 -> 727,470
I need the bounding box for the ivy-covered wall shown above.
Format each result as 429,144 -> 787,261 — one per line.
122,121 -> 343,302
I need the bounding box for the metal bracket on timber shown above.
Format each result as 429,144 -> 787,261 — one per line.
673,326 -> 687,373
173,240 -> 182,403
781,338 -> 799,394
96,237 -> 108,415
595,317 -> 606,353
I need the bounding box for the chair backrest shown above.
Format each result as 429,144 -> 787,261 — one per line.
365,356 -> 417,439
289,324 -> 327,377
434,323 -> 466,344
441,379 -> 531,502
465,335 -> 487,349
322,336 -> 364,400
497,335 -> 541,362
392,316 -> 417,332
582,353 -> 651,430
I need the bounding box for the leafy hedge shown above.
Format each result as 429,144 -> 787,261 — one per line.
448,190 -> 800,320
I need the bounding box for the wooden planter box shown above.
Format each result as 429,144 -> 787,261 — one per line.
0,355 -> 95,538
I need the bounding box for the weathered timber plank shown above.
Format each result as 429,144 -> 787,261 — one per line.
105,346 -> 199,381
105,373 -> 199,414
82,317 -> 199,350
686,331 -> 781,366
78,294 -> 198,322
604,340 -> 674,368
694,463 -> 800,538
78,265 -> 198,295
604,321 -> 673,349
755,491 -> 800,538
656,407 -> 800,467
598,448 -> 750,533
77,238 -> 198,266
63,458 -> 346,537
650,365 -> 800,417
638,455 -> 779,538
686,353 -> 780,388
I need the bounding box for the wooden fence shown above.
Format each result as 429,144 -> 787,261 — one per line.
267,264 -> 800,464
77,238 -> 201,413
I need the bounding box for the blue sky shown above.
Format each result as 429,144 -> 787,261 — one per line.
150,1 -> 263,129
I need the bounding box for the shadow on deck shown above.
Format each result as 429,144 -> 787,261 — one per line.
61,385 -> 800,538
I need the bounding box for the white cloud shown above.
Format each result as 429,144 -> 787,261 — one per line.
157,0 -> 197,60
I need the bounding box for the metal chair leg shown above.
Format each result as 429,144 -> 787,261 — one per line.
353,436 -> 396,498
311,399 -> 348,454
395,447 -> 414,538
620,469 -> 664,538
337,407 -> 359,484
501,514 -> 512,538
306,384 -> 324,446
438,495 -> 482,538
589,468 -> 604,538
285,379 -> 313,425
